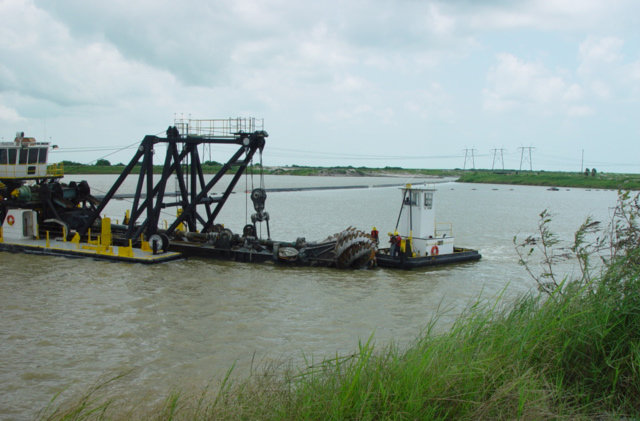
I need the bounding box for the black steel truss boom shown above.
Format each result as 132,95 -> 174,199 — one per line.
78,126 -> 267,241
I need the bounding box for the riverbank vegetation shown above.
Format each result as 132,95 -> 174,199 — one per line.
58,160 -> 639,189
58,160 -> 455,178
457,169 -> 640,190
40,192 -> 640,420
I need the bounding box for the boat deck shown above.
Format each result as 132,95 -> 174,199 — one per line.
0,237 -> 182,264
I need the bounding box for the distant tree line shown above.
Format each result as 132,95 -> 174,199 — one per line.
60,160 -> 130,167
584,168 -> 597,177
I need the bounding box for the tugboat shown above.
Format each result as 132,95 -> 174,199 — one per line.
375,184 -> 481,269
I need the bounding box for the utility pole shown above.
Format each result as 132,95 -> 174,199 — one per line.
491,148 -> 505,170
463,148 -> 477,170
518,146 -> 534,171
581,149 -> 584,173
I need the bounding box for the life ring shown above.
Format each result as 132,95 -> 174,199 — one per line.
431,245 -> 439,256
6,215 -> 15,226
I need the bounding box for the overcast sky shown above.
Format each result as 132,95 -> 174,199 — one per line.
1,0 -> 639,172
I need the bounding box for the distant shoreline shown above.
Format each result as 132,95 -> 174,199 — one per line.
56,162 -> 639,190
456,171 -> 640,190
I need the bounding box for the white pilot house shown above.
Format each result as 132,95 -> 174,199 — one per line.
396,184 -> 454,257
0,132 -> 55,179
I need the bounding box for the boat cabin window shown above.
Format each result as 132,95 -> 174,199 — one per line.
404,191 -> 419,206
28,148 -> 39,164
2,147 -> 49,166
424,192 -> 433,209
2,148 -> 17,165
38,148 -> 47,163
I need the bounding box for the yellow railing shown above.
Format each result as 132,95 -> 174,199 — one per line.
46,162 -> 64,177
436,222 -> 453,237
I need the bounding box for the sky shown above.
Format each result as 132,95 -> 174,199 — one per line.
1,0 -> 639,172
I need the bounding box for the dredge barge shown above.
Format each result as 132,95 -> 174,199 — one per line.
1,119 -> 480,269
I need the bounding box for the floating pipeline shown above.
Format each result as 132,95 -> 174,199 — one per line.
94,180 -> 438,200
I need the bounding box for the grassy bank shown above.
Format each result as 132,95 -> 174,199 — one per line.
457,170 -> 640,190
40,194 -> 640,420
59,161 -> 639,190
58,162 -> 458,178
59,162 -> 227,175
41,277 -> 640,420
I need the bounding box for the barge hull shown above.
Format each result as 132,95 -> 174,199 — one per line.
376,247 -> 481,269
0,240 -> 182,264
168,241 -> 275,263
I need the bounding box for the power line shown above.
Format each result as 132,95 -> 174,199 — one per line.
518,146 -> 535,171
50,145 -> 138,152
463,148 -> 477,170
267,147 -> 469,161
48,130 -> 166,165
491,148 -> 505,170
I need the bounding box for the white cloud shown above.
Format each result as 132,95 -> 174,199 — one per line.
427,3 -> 456,36
577,36 -> 640,101
588,80 -> 611,100
483,53 -> 582,115
579,36 -> 624,65
458,0 -> 638,32
332,75 -> 368,93
0,0 -> 637,170
0,103 -> 25,122
567,105 -> 594,117
630,61 -> 640,80
0,0 -> 178,113
404,83 -> 454,121
562,84 -> 584,102
481,42 -> 640,118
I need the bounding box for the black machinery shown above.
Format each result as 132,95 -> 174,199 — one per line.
76,118 -> 377,269
2,123 -> 478,269
78,119 -> 267,241
0,133 -> 100,235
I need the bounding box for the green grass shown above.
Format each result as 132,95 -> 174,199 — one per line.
39,254 -> 640,420
57,163 -> 459,178
457,170 -> 640,190
59,163 -> 227,175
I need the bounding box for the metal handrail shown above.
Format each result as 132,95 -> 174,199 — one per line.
174,117 -> 264,137
435,222 -> 453,237
46,162 -> 65,177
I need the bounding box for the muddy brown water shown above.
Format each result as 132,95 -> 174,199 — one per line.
0,175 -> 618,419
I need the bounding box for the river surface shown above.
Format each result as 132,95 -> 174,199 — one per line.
0,174 -> 619,419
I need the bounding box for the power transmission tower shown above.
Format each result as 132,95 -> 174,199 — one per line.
463,148 -> 477,170
518,146 -> 535,171
491,148 -> 505,170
